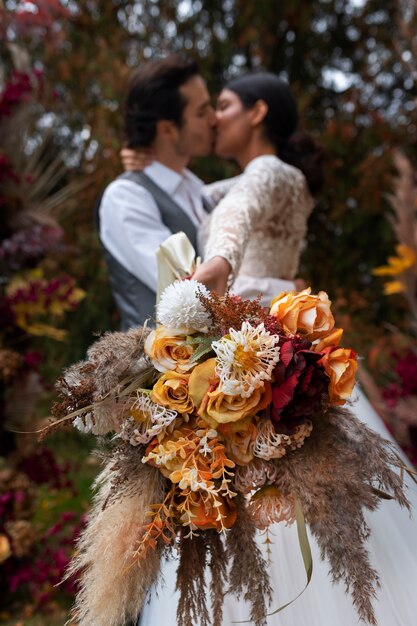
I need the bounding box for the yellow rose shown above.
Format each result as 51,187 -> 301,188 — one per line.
189,358 -> 272,427
320,347 -> 357,405
0,534 -> 11,563
151,371 -> 194,414
145,328 -> 195,373
188,358 -> 219,407
201,386 -> 271,426
269,288 -> 335,340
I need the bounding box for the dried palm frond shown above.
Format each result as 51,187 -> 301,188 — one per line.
3,132 -> 84,229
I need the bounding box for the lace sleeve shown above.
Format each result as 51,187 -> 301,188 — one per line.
204,157 -> 285,277
202,176 -> 241,209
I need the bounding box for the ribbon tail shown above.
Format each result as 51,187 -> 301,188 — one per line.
233,499 -> 313,624
266,498 -> 313,616
156,231 -> 197,302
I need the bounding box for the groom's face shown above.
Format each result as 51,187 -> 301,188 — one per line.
173,75 -> 216,158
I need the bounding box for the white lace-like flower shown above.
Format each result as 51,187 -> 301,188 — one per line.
253,419 -> 313,460
212,322 -> 280,397
157,280 -> 212,333
119,392 -> 178,445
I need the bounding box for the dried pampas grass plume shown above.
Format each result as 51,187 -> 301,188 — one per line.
271,406 -> 411,625
65,455 -> 165,626
86,325 -> 151,399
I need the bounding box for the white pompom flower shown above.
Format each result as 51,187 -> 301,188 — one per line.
157,280 -> 212,333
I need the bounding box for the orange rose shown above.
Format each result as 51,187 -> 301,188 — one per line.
218,419 -> 258,466
313,328 -> 343,352
189,358 -> 272,427
180,492 -> 237,530
151,371 -> 194,414
145,328 -> 195,373
269,288 -> 335,340
320,347 -> 357,405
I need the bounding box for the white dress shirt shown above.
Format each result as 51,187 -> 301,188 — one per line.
99,161 -> 206,293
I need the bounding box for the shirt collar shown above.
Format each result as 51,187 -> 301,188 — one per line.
144,160 -> 204,194
144,161 -> 183,194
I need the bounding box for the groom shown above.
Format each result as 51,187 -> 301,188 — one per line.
98,54 -> 216,330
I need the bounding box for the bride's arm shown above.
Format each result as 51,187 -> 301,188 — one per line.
195,158 -> 279,293
202,176 -> 241,207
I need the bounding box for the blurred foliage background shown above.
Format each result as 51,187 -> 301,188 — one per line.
1,0 -> 417,622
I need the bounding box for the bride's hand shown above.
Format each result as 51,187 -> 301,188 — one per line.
192,256 -> 231,295
120,147 -> 154,171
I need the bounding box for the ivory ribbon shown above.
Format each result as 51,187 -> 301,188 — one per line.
155,231 -> 198,302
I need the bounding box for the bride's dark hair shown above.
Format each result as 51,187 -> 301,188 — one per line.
226,72 -> 324,195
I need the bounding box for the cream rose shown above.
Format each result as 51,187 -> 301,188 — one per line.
145,328 -> 195,373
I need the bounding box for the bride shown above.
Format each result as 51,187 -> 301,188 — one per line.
134,72 -> 417,626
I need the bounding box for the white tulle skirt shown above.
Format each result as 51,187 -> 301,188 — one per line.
138,388 -> 417,626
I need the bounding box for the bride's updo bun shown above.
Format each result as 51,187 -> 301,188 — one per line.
226,72 -> 324,195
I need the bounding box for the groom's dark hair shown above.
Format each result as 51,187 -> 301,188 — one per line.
124,54 -> 200,148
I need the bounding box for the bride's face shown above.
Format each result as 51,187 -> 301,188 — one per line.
215,89 -> 253,158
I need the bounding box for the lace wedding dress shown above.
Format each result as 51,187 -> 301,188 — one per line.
139,156 -> 417,626
200,154 -> 314,304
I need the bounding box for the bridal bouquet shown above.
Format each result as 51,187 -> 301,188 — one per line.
47,282 -> 410,626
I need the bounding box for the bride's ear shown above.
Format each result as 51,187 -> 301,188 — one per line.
249,99 -> 268,126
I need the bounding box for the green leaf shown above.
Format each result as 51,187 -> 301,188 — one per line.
188,335 -> 219,363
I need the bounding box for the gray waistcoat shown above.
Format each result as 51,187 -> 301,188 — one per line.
99,171 -> 205,331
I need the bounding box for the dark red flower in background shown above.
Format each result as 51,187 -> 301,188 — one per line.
0,71 -> 34,118
383,350 -> 417,408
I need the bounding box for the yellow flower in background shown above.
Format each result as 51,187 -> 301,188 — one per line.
372,244 -> 417,297
270,288 -> 335,340
0,535 -> 11,563
5,270 -> 85,340
382,280 -> 405,295
372,244 -> 417,277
